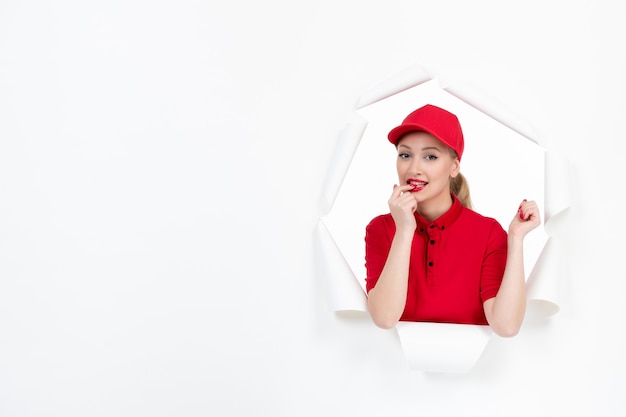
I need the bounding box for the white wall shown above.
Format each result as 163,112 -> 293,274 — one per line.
0,1 -> 625,416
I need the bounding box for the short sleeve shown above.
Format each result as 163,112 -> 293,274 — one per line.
364,215 -> 394,293
479,220 -> 508,302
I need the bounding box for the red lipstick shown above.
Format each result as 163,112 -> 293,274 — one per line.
407,179 -> 427,192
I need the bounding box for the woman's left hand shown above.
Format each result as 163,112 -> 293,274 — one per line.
508,199 -> 541,238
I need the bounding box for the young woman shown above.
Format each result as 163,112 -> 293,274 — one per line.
365,104 -> 540,337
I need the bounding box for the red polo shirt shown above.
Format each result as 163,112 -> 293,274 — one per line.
365,194 -> 507,325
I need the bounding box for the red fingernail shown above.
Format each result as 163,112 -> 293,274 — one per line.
519,200 -> 527,219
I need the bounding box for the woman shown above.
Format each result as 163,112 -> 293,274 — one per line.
365,104 -> 540,337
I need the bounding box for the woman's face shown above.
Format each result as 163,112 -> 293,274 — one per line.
396,131 -> 460,208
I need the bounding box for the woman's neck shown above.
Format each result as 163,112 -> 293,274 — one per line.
416,193 -> 454,222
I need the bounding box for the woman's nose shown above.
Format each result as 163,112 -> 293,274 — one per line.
409,158 -> 422,175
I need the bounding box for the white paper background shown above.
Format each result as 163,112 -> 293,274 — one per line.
0,1 -> 625,416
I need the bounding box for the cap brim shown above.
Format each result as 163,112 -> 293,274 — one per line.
388,123 -> 438,146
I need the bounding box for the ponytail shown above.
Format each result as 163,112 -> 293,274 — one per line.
451,172 -> 473,209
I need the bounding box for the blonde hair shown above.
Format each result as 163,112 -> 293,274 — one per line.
448,147 -> 473,209
450,172 -> 472,209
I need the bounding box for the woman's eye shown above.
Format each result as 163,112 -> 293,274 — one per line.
398,153 -> 410,159
424,154 -> 438,161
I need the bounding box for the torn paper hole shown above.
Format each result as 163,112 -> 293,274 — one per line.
318,63 -> 570,372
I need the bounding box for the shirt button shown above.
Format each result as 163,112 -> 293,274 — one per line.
420,228 -> 424,233
430,240 -> 435,245
428,261 -> 434,267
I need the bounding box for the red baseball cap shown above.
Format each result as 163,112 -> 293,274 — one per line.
387,104 -> 464,161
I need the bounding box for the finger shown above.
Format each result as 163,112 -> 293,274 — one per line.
516,199 -> 530,218
518,199 -> 537,219
391,184 -> 415,198
399,192 -> 418,209
525,205 -> 541,223
390,192 -> 418,213
518,200 -> 540,222
392,192 -> 416,208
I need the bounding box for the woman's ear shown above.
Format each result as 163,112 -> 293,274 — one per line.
450,158 -> 461,178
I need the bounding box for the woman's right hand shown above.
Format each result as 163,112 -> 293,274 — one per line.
388,184 -> 418,232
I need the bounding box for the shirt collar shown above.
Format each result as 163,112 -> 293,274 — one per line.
414,193 -> 463,232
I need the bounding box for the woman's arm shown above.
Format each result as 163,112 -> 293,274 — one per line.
483,200 -> 541,337
367,184 -> 417,329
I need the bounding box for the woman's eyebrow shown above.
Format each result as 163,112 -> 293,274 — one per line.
398,144 -> 441,151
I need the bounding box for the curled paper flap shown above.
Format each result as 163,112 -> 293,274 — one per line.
395,322 -> 493,373
544,150 -> 572,226
314,219 -> 368,312
525,237 -> 562,320
356,63 -> 432,109
439,75 -> 540,145
320,115 -> 368,216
